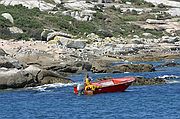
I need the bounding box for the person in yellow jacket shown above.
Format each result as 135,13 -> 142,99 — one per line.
84,74 -> 100,91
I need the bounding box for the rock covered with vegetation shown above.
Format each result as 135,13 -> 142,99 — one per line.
0,0 -> 179,41
0,0 -> 179,89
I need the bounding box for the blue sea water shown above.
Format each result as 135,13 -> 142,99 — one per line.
0,59 -> 180,119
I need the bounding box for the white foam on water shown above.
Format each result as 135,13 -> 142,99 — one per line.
157,75 -> 180,79
156,75 -> 180,84
167,80 -> 180,84
27,83 -> 78,92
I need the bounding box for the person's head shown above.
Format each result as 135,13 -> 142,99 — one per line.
85,73 -> 89,78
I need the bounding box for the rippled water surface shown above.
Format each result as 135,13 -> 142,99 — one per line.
0,59 -> 180,119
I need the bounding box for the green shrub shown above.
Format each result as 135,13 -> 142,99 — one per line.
94,12 -> 105,20
15,17 -> 43,28
15,33 -> 29,40
0,16 -> 13,27
121,0 -> 155,7
0,27 -> 13,39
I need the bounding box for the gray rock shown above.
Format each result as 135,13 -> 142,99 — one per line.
142,33 -> 153,37
131,39 -> 144,44
45,63 -> 79,73
160,36 -> 179,43
0,65 -> 73,89
8,27 -> 23,34
0,56 -> 27,69
0,68 -> 34,89
107,64 -> 155,73
13,49 -> 55,67
155,62 -> 180,68
47,32 -> 72,41
52,36 -> 70,46
96,76 -> 166,85
1,13 -> 14,24
132,76 -> 166,86
66,40 -> 86,49
0,0 -> 55,11
91,62 -> 155,73
146,19 -> 166,24
0,48 -> 7,56
40,29 -> 52,41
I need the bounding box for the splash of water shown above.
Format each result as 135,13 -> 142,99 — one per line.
167,80 -> 180,84
157,75 -> 180,84
157,75 -> 180,79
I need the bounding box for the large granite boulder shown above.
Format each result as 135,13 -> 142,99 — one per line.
108,64 -> 155,73
47,31 -> 72,41
41,29 -> 52,41
13,48 -> 56,67
0,68 -> 34,89
25,65 -> 72,86
91,62 -> 155,73
160,36 -> 179,43
146,19 -> 166,24
155,62 -> 180,68
91,60 -> 113,73
1,13 -> 14,24
8,27 -> 23,34
66,40 -> 86,49
0,56 -> 27,69
0,65 -> 73,89
0,0 -> 55,11
132,77 -> 166,86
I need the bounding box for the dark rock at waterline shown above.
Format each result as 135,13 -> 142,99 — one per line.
0,69 -> 35,89
132,77 -> 166,86
0,65 -> 72,89
91,63 -> 155,73
108,64 -> 155,73
155,62 -> 180,68
91,60 -> 113,73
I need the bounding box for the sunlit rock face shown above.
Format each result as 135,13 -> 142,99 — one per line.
0,0 -> 55,11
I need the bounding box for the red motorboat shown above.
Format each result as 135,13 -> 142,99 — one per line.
74,77 -> 135,95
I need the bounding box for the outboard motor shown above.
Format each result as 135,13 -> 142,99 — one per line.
77,83 -> 84,95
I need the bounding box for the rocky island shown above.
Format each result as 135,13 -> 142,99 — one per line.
0,0 -> 180,89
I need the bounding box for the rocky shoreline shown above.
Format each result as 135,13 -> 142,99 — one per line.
0,36 -> 179,89
0,0 -> 180,90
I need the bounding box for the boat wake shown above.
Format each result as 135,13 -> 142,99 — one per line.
27,83 -> 77,92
